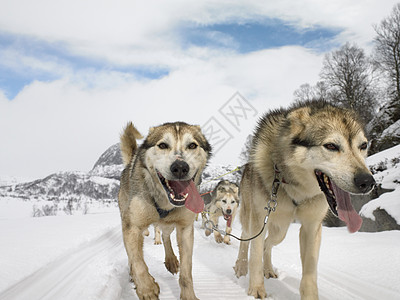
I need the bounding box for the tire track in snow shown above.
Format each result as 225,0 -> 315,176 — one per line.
0,227 -> 125,300
318,266 -> 400,300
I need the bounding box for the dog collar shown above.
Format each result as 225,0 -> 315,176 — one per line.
153,200 -> 175,218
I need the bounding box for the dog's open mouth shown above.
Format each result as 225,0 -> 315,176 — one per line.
223,213 -> 233,227
157,171 -> 204,213
315,170 -> 362,233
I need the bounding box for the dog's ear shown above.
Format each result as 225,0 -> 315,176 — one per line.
287,107 -> 311,136
120,122 -> 143,166
148,126 -> 156,134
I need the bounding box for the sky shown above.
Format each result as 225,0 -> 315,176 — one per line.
0,0 -> 398,180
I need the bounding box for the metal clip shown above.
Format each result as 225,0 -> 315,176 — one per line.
204,219 -> 226,235
265,165 -> 281,213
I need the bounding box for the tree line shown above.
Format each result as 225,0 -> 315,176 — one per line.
293,3 -> 400,153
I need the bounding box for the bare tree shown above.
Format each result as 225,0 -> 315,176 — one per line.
373,3 -> 400,101
320,42 -> 378,122
293,81 -> 330,103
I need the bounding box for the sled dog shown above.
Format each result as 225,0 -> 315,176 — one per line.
233,100 -> 375,299
202,180 -> 240,244
118,121 -> 211,300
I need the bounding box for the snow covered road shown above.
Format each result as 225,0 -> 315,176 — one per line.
0,211 -> 399,300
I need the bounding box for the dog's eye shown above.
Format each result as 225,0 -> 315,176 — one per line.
323,143 -> 339,151
222,200 -> 227,204
360,142 -> 368,151
188,142 -> 198,150
158,143 -> 169,149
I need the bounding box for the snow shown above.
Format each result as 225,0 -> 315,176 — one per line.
381,119 -> 400,140
0,208 -> 399,300
361,145 -> 400,224
360,188 -> 400,221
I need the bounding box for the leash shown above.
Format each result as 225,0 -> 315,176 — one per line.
203,164 -> 281,242
199,190 -> 213,197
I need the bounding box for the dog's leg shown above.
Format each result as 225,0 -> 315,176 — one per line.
200,212 -> 207,229
176,224 -> 199,300
234,238 -> 249,277
263,213 -> 292,278
162,224 -> 179,274
223,225 -> 232,244
122,223 -> 160,300
247,214 -> 268,299
297,196 -> 327,300
154,225 -> 162,245
143,227 -> 150,236
299,222 -> 322,300
211,214 -> 224,243
224,212 -> 236,245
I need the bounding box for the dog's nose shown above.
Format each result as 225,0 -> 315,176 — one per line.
354,173 -> 375,193
170,160 -> 190,179
226,209 -> 232,215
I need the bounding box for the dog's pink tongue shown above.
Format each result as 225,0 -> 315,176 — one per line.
169,180 -> 204,213
226,215 -> 233,227
184,181 -> 204,213
331,181 -> 362,233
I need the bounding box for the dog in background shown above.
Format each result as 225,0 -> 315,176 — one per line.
118,121 -> 211,300
233,100 -> 375,299
202,180 -> 239,244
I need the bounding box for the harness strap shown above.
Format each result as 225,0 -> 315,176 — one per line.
153,201 -> 175,218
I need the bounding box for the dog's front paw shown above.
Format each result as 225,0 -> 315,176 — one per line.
248,285 -> 267,299
165,255 -> 180,274
135,277 -> 160,300
223,236 -> 231,245
233,259 -> 248,277
214,232 -> 223,243
154,238 -> 162,245
205,228 -> 212,236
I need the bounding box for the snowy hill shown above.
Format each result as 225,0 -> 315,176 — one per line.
1,142 -> 399,229
89,143 -> 124,179
0,144 -> 244,217
0,144 -> 123,216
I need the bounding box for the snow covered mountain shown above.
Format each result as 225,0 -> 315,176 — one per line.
0,143 -> 243,216
0,143 -> 398,231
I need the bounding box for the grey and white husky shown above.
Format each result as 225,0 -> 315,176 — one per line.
118,121 -> 211,300
233,100 -> 375,299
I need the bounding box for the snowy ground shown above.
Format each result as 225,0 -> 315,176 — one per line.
0,209 -> 399,300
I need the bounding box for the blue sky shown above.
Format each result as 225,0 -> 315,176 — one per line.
181,20 -> 340,53
0,0 -> 398,179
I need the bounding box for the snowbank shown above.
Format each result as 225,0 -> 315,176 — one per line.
361,145 -> 400,224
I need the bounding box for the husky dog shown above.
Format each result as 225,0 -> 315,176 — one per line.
233,100 -> 375,299
202,180 -> 240,244
118,122 -> 211,300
